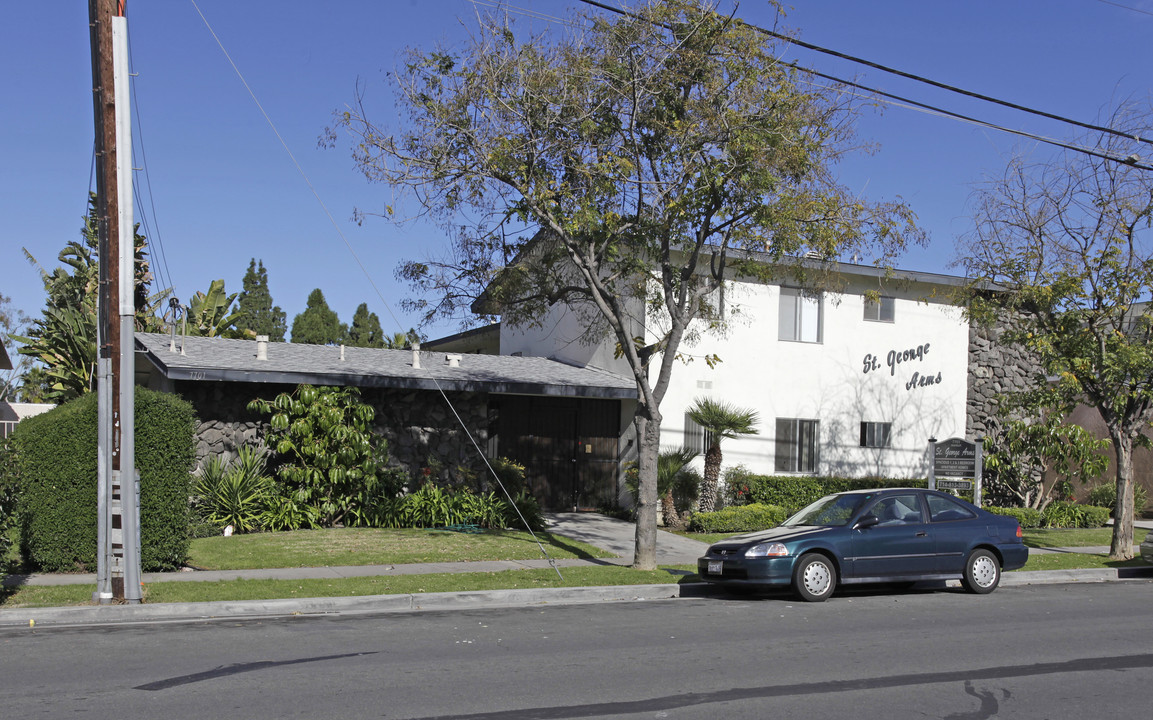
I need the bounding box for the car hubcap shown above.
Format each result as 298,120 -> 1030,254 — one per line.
804,562 -> 831,595
972,556 -> 997,587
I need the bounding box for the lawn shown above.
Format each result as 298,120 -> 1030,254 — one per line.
188,527 -> 614,570
1,524 -> 1149,610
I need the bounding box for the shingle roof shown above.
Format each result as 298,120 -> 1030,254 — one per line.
135,333 -> 637,399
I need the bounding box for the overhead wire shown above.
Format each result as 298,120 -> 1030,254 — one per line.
578,0 -> 1152,152
187,0 -> 564,578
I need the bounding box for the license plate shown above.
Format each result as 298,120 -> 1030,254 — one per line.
707,560 -> 723,575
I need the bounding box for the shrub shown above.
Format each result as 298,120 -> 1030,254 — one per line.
192,446 -> 275,534
1041,501 -> 1111,528
1087,483 -> 1149,516
0,437 -> 18,564
13,387 -> 196,572
730,475 -> 929,514
688,503 -> 788,533
507,489 -> 546,533
987,506 -> 1043,529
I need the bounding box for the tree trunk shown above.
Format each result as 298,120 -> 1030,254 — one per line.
660,489 -> 681,530
632,413 -> 660,570
1108,428 -> 1136,561
697,444 -> 723,514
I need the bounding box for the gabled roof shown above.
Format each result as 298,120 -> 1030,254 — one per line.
135,333 -> 636,400
0,342 -> 10,371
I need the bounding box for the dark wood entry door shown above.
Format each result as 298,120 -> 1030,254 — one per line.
495,396 -> 619,511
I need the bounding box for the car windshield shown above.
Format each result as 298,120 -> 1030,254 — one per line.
783,493 -> 869,527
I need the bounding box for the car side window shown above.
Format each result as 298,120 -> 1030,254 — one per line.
870,495 -> 923,525
927,494 -> 976,522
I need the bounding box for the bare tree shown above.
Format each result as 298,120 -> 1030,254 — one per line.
960,100 -> 1153,559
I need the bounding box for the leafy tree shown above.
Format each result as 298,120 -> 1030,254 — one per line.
0,294 -> 32,402
333,0 -> 919,568
248,385 -> 391,528
383,328 -> 421,350
347,303 -> 385,348
183,279 -> 244,338
235,259 -> 287,341
290,289 -> 347,345
687,397 -> 760,513
981,406 -> 1109,510
14,197 -> 167,402
960,101 -> 1153,560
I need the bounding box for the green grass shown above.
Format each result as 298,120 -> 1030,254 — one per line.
1022,526 -> 1148,548
188,527 -> 613,570
1017,552 -> 1148,572
0,565 -> 701,609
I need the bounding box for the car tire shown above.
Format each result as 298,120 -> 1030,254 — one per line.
793,553 -> 836,602
961,549 -> 1000,594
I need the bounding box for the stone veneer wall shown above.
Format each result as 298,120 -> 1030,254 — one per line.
966,318 -> 1045,439
176,381 -> 488,484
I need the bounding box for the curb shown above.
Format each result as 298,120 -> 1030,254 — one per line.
1,567 -> 1149,628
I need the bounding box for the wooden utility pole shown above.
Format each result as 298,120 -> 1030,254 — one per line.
90,0 -> 141,604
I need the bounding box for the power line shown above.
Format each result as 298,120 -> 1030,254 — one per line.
574,0 -> 1152,169
1095,0 -> 1153,18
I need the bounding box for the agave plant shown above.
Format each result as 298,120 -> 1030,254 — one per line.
193,445 -> 274,533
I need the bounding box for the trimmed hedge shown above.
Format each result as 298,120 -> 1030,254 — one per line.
730,474 -> 929,514
1041,501 -> 1111,529
987,506 -> 1043,529
688,503 -> 788,533
13,387 -> 197,572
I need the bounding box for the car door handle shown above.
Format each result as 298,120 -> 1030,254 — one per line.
916,531 -> 927,537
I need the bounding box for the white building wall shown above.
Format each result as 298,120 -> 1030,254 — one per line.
655,280 -> 970,480
500,299 -> 638,376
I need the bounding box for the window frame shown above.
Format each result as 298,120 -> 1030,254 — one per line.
859,421 -> 893,449
778,287 -> 823,343
775,417 -> 820,473
863,295 -> 895,323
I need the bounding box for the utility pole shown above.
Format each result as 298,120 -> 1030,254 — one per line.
90,0 -> 141,604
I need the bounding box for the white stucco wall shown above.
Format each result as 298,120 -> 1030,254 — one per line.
656,279 -> 970,479
500,299 -> 638,376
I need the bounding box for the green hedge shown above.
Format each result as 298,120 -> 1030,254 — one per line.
1041,501 -> 1111,529
688,503 -> 788,533
13,387 -> 197,572
987,506 -> 1043,529
730,474 -> 928,514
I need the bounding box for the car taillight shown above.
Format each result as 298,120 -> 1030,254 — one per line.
1016,525 -> 1023,538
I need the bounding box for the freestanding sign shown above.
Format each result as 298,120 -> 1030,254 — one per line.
928,437 -> 982,506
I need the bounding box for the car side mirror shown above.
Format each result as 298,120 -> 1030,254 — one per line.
855,514 -> 880,530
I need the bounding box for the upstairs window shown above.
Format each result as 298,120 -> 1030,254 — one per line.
863,296 -> 895,323
684,413 -> 715,454
779,288 -> 822,343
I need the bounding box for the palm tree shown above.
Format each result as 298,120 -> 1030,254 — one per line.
687,397 -> 760,513
657,446 -> 699,530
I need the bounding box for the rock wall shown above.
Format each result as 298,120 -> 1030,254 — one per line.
966,317 -> 1045,439
176,381 -> 488,484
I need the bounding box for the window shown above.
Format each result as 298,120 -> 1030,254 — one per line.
684,413 -> 715,454
927,493 -> 976,522
778,288 -> 822,342
868,494 -> 924,525
863,296 -> 895,322
859,421 -> 892,448
775,418 -> 819,473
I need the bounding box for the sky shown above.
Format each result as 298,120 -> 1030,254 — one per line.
3,0 -> 1151,348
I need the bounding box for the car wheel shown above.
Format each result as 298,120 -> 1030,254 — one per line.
793,553 -> 836,602
961,549 -> 1000,594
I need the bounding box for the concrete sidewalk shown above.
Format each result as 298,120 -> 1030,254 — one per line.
1,513 -> 1150,627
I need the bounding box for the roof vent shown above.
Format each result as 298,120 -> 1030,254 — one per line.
340,344 -> 346,362
256,335 -> 268,361
446,353 -> 462,368
412,342 -> 421,369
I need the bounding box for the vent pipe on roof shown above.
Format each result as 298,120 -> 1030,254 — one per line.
340,344 -> 345,362
256,336 -> 268,361
412,342 -> 421,369
446,353 -> 462,368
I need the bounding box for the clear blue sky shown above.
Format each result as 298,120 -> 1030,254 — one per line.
3,0 -> 1151,345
